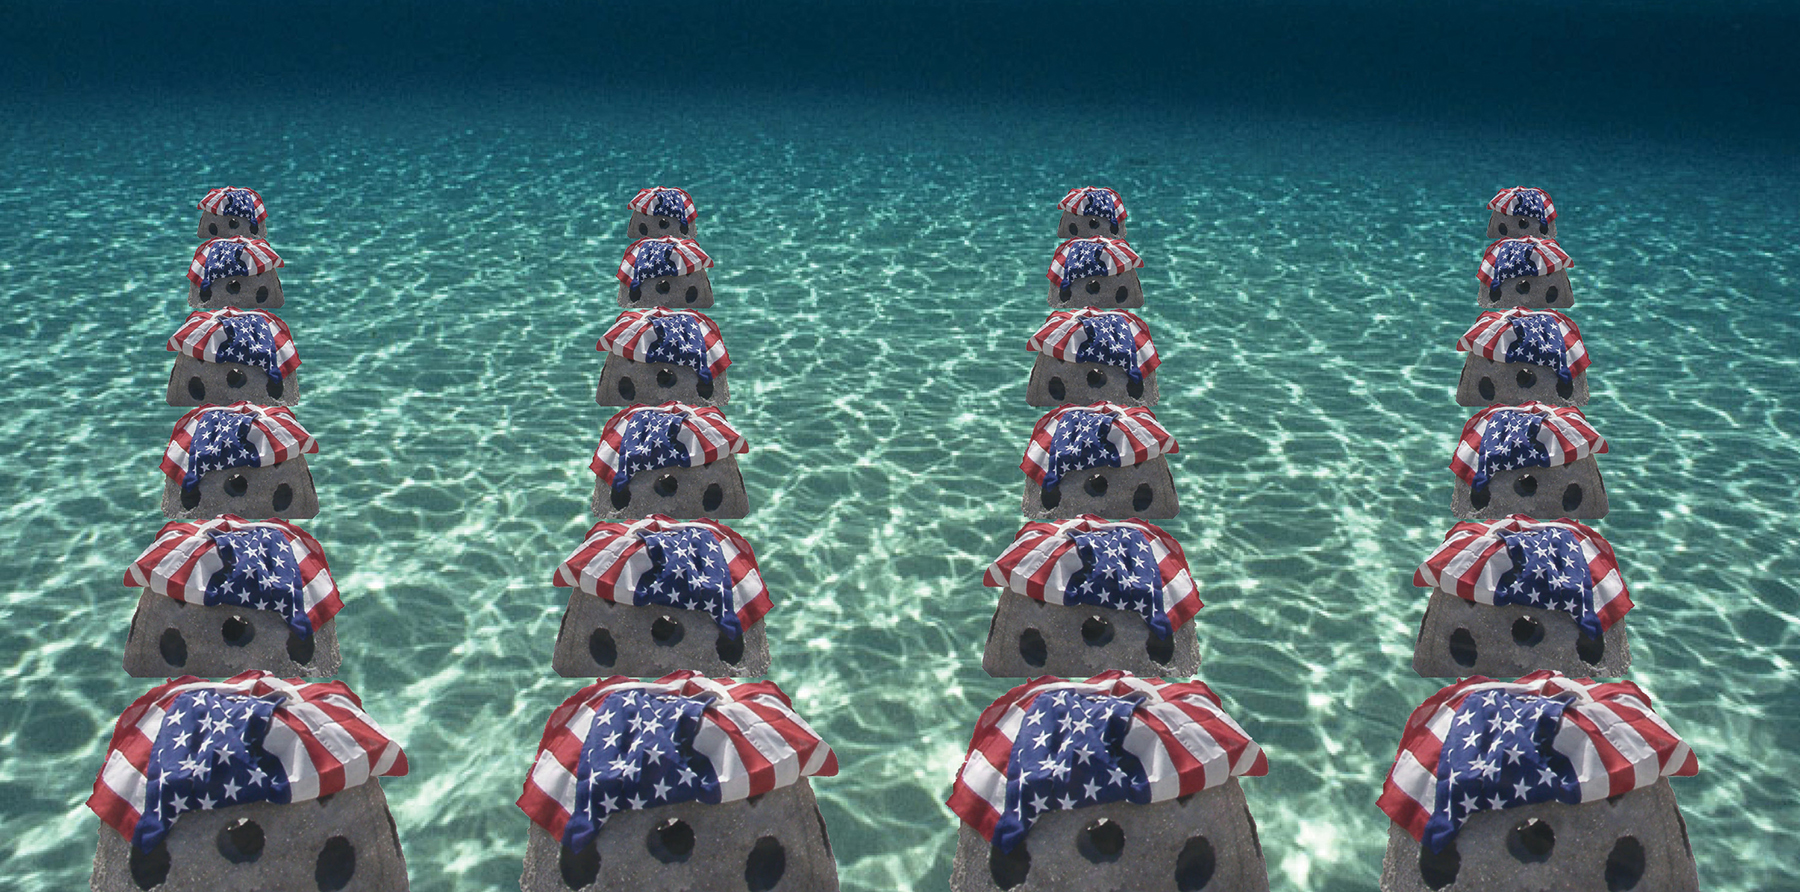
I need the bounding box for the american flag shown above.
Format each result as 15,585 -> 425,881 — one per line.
1486,187 -> 1557,225
1416,515 -> 1630,638
161,402 -> 318,493
518,672 -> 837,851
166,308 -> 300,382
985,516 -> 1201,637
1022,402 -> 1177,490
1450,402 -> 1606,492
616,238 -> 713,288
187,238 -> 283,289
1027,309 -> 1160,384
1456,309 -> 1589,385
598,308 -> 730,383
1047,238 -> 1143,288
590,402 -> 746,492
127,515 -> 342,638
1378,671 -> 1696,854
948,672 -> 1266,853
197,187 -> 268,224
554,515 -> 771,638
88,672 -> 407,852
1477,237 -> 1572,291
627,187 -> 698,224
1057,187 -> 1128,224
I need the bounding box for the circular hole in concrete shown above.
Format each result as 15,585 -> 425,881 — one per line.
610,487 -> 632,510
129,838 -> 171,889
1512,616 -> 1545,646
685,286 -> 700,304
255,286 -> 269,304
181,486 -> 202,510
1085,280 -> 1101,295
638,223 -> 649,236
697,377 -> 714,400
716,630 -> 744,664
314,835 -> 356,890
1040,484 -> 1061,510
1419,837 -> 1461,890
1497,222 -> 1509,236
249,221 -> 259,235
744,836 -> 786,891
1047,377 -> 1066,402
1516,368 -> 1537,389
208,222 -> 220,236
222,615 -> 256,647
656,368 -> 677,388
651,615 -> 684,646
160,628 -> 188,667
1477,376 -> 1495,401
1083,474 -> 1108,497
656,280 -> 671,295
226,280 -> 242,295
617,377 -> 636,401
1606,835 -> 1646,890
1068,223 -> 1079,236
1508,816 -> 1556,862
228,218 -> 239,230
989,839 -> 1030,890
1470,486 -> 1491,511
560,838 -> 601,889
1449,628 -> 1478,666
187,377 -> 206,401
217,818 -> 265,863
1059,286 -> 1073,303
1114,286 -> 1129,304
1538,221 -> 1549,235
1175,835 -> 1216,890
1557,377 -> 1574,399
266,376 -> 284,400
1126,377 -> 1143,399
654,474 -> 679,497
287,630 -> 315,665
628,287 -> 643,303
1081,614 -> 1114,647
1577,629 -> 1606,665
1545,285 -> 1561,304
1086,368 -> 1107,389
588,629 -> 616,667
1077,817 -> 1125,863
658,218 -> 670,230
1562,483 -> 1584,512
1145,630 -> 1175,664
272,483 -> 294,513
1514,474 -> 1538,497
1514,280 -> 1531,295
702,483 -> 724,512
226,368 -> 248,389
1087,218 -> 1099,230
679,221 -> 690,235
647,818 -> 695,863
1132,483 -> 1153,512
1109,222 -> 1120,235
1018,628 -> 1047,667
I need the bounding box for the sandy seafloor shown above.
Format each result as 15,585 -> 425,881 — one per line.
0,89 -> 1795,891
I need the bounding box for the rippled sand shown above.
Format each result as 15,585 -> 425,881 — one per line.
0,90 -> 1795,891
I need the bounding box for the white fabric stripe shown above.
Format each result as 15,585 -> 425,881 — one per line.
693,721 -> 750,801
1122,721 -> 1179,801
1141,700 -> 1228,790
960,750 -> 1010,813
261,715 -> 319,801
103,749 -> 150,814
1552,718 -> 1611,801
1577,701 -> 1660,790
716,700 -> 802,789
529,750 -> 581,815
1390,751 -> 1438,815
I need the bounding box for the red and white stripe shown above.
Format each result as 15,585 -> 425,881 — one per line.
518,672 -> 837,842
160,402 -> 319,484
1455,308 -> 1589,378
615,237 -> 713,286
1026,308 -> 1160,375
596,308 -> 731,379
197,187 -> 268,223
1413,515 -> 1631,631
1021,402 -> 1177,486
124,515 -> 342,632
589,402 -> 747,488
552,515 -> 771,629
627,187 -> 698,223
88,672 -> 408,842
1057,186 -> 1128,221
948,672 -> 1266,843
165,308 -> 301,378
1477,236 -> 1572,288
1047,237 -> 1143,287
1449,402 -> 1607,485
1486,187 -> 1557,223
985,515 -> 1201,631
1377,671 -> 1696,843
187,238 -> 283,286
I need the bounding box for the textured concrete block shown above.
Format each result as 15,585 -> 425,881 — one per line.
187,272 -> 284,311
627,211 -> 697,241
1411,590 -> 1628,680
1049,270 -> 1144,310
951,777 -> 1268,892
1026,355 -> 1158,409
551,589 -> 770,679
597,355 -> 728,408
1022,457 -> 1177,520
161,456 -> 320,521
1476,270 -> 1573,311
1485,211 -> 1555,242
591,455 -> 748,520
981,589 -> 1198,679
168,355 -> 300,408
1451,457 -> 1607,521
1058,211 -> 1126,241
521,777 -> 838,892
92,777 -> 408,892
1455,356 -> 1586,409
617,272 -> 714,310
123,591 -> 341,679
197,212 -> 266,241
1379,778 -> 1696,892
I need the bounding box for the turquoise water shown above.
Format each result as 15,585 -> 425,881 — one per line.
1,89 -> 1796,891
